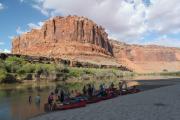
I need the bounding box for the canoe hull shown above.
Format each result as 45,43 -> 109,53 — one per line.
44,101 -> 86,111
55,101 -> 86,110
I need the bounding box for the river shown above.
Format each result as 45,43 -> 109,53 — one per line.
0,76 -> 180,120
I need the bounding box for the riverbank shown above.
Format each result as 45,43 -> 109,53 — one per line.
1,56 -> 180,84
30,78 -> 180,120
0,56 -> 135,84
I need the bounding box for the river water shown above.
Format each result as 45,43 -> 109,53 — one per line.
0,76 -> 180,120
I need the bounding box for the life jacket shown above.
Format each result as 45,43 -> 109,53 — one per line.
48,95 -> 53,102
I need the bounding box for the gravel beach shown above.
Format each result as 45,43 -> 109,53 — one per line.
30,83 -> 180,120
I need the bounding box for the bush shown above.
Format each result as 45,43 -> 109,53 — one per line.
5,56 -> 27,73
84,69 -> 94,75
17,63 -> 36,76
68,68 -> 84,77
0,69 -> 17,83
0,60 -> 6,70
0,69 -> 7,83
1,74 -> 17,83
35,64 -> 56,74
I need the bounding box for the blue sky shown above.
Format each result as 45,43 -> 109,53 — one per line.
0,0 -> 180,53
0,0 -> 47,52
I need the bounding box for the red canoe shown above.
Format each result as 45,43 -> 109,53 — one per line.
86,97 -> 102,104
87,94 -> 118,104
44,101 -> 86,111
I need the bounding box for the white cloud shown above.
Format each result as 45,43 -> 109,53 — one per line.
147,0 -> 180,35
31,0 -> 148,40
28,22 -> 44,29
0,49 -> 11,53
27,0 -> 180,47
32,4 -> 49,16
0,3 -> 4,10
16,21 -> 44,35
8,36 -> 15,40
144,36 -> 180,48
16,26 -> 27,35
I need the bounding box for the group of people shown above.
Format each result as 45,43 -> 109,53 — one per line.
47,80 -> 134,110
48,81 -> 128,103
47,88 -> 82,110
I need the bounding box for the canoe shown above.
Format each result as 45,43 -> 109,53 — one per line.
87,93 -> 118,104
101,94 -> 118,100
86,97 -> 102,104
44,101 -> 86,111
44,88 -> 140,111
54,101 -> 86,110
121,89 -> 140,95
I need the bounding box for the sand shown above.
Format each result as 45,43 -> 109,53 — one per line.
30,83 -> 180,120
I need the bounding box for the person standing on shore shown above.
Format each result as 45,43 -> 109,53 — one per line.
60,89 -> 65,102
35,94 -> 41,104
92,84 -> 96,96
35,94 -> 41,109
55,87 -> 59,95
119,82 -> 122,95
83,85 -> 87,96
110,82 -> 115,89
29,95 -> 32,104
122,81 -> 128,91
87,84 -> 93,97
48,92 -> 54,111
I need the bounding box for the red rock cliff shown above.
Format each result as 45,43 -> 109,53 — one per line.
12,16 -> 180,73
12,16 -> 113,58
111,40 -> 180,72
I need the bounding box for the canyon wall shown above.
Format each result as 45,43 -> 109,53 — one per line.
12,16 -> 113,58
12,16 -> 180,73
111,40 -> 180,72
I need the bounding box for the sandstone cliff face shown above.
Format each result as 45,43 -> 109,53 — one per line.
111,40 -> 180,72
12,16 -> 113,58
12,16 -> 180,73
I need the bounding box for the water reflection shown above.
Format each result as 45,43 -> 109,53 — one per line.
0,76 -> 179,120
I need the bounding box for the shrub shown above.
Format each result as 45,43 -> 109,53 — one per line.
0,68 -> 17,83
68,68 -> 84,77
1,74 -> 17,83
84,69 -> 94,75
0,59 -> 6,70
5,56 -> 27,73
0,69 -> 7,83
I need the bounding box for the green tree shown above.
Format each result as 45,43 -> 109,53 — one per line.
5,56 -> 27,73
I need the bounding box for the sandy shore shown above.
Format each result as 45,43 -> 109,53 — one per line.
30,81 -> 180,120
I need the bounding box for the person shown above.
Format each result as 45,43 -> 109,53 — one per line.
87,84 -> 93,97
122,81 -> 128,91
60,89 -> 65,102
99,84 -> 103,92
102,83 -> 106,90
35,94 -> 41,104
82,85 -> 87,96
65,90 -> 71,101
98,83 -> 105,96
48,92 -> 54,111
91,84 -> 96,96
75,90 -> 81,97
110,82 -> 115,89
55,87 -> 59,95
35,94 -> 41,109
29,95 -> 32,104
70,90 -> 75,98
118,82 -> 122,95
